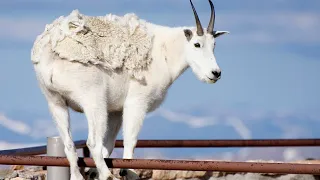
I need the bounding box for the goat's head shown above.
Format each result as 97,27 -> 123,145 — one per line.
183,0 -> 229,84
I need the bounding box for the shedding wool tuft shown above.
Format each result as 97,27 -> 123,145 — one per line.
31,9 -> 154,81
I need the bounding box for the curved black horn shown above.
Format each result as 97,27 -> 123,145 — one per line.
207,0 -> 215,35
189,0 -> 204,36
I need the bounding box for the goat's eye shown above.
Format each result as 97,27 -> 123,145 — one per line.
194,43 -> 201,48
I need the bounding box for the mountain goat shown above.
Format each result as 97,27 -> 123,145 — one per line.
31,0 -> 229,179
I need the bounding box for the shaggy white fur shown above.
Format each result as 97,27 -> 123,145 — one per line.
31,9 -> 154,81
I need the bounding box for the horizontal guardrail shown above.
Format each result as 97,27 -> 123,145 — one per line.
1,139 -> 320,156
0,155 -> 320,175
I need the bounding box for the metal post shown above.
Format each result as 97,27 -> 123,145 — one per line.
47,136 -> 70,180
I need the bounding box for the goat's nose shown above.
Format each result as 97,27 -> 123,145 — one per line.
212,70 -> 221,78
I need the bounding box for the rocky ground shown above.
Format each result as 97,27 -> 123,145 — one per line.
0,160 -> 319,180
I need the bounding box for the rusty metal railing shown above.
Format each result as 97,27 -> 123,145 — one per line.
0,155 -> 320,175
0,140 -> 87,156
0,138 -> 320,177
1,138 -> 320,156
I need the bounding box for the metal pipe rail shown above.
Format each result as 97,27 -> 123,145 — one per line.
0,140 -> 86,156
1,139 -> 320,156
1,155 -> 320,175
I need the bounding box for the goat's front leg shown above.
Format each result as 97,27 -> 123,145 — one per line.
120,99 -> 148,180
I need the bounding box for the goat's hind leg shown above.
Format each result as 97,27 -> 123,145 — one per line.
43,89 -> 84,180
102,111 -> 123,159
120,99 -> 148,180
86,112 -> 123,180
82,94 -> 119,180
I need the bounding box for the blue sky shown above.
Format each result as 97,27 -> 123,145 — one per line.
0,0 -> 320,162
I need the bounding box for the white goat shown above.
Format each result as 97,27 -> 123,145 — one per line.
31,0 -> 229,179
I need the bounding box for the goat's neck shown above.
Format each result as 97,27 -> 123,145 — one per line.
158,26 -> 190,85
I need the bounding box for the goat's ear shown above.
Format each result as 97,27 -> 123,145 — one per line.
214,31 -> 229,38
184,29 -> 193,41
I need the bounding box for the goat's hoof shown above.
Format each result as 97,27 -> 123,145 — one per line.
84,168 -> 98,180
121,169 -> 140,180
119,169 -> 127,176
